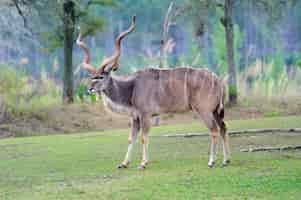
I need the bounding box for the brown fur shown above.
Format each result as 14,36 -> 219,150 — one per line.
98,67 -> 230,168
77,16 -> 230,168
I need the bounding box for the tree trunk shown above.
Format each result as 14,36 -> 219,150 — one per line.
224,0 -> 238,105
63,0 -> 75,103
0,96 -> 8,123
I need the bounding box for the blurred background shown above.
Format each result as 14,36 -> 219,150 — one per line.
0,0 -> 301,137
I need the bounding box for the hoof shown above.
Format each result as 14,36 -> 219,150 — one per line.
222,160 -> 231,167
117,163 -> 128,169
137,164 -> 146,170
208,162 -> 215,168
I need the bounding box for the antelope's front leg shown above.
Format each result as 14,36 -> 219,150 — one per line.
118,117 -> 140,169
138,116 -> 151,169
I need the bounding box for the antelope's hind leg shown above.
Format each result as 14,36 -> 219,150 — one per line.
198,112 -> 219,168
213,109 -> 230,167
118,117 -> 140,169
220,125 -> 230,166
138,116 -> 151,170
208,127 -> 219,168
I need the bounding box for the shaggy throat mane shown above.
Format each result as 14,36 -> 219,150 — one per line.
100,77 -> 135,116
101,93 -> 133,115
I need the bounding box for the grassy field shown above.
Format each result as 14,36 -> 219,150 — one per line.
0,116 -> 301,199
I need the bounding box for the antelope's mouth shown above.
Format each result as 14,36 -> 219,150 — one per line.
87,87 -> 96,95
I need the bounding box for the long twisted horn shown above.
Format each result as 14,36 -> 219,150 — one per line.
98,15 -> 136,74
76,32 -> 97,74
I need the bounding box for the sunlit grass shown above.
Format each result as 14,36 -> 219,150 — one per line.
0,116 -> 301,199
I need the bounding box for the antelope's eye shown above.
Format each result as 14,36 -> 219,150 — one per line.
92,75 -> 104,80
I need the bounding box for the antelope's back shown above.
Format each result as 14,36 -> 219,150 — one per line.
132,67 -> 223,114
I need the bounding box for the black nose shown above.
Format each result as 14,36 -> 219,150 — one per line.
87,88 -> 96,95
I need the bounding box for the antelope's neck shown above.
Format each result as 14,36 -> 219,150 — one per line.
101,76 -> 135,115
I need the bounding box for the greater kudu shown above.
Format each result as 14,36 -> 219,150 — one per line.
76,16 -> 230,169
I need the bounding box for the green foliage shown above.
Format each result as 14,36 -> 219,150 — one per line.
79,16 -> 105,37
264,111 -> 281,117
213,22 -> 227,75
296,59 -> 301,70
0,66 -> 22,93
41,27 -> 64,51
87,0 -> 115,6
3,0 -> 301,103
75,83 -> 97,103
239,56 -> 300,98
228,84 -> 237,97
75,83 -> 88,102
271,52 -> 285,81
212,19 -> 242,76
0,65 -> 61,117
90,92 -> 97,103
38,0 -> 114,50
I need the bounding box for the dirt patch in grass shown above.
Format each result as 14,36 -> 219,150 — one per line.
0,96 -> 301,138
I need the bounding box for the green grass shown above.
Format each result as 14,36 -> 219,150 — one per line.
150,115 -> 301,135
0,116 -> 301,199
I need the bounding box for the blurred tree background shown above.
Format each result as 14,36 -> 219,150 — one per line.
0,0 -> 301,109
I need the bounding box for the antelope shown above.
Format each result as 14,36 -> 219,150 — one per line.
76,16 -> 230,169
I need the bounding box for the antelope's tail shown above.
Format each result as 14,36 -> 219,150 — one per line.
218,75 -> 228,118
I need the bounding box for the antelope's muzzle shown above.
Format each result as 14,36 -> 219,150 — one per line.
87,88 -> 96,95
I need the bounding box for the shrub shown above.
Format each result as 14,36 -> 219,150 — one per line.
0,65 -> 61,117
